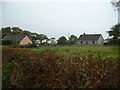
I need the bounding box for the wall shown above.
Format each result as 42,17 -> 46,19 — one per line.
77,40 -> 97,45
20,36 -> 33,45
97,36 -> 104,45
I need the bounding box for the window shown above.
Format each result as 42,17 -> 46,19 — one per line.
81,41 -> 83,44
86,41 -> 88,44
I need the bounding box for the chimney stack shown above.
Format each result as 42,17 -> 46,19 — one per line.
83,33 -> 85,35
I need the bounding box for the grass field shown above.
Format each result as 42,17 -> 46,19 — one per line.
32,45 -> 119,59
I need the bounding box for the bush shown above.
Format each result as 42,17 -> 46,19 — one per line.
19,44 -> 37,48
108,39 -> 120,45
2,63 -> 16,88
1,39 -> 18,45
2,47 -> 120,88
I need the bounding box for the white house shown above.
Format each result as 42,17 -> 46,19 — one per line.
77,33 -> 104,45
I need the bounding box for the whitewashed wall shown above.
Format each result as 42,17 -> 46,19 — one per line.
97,36 -> 104,45
77,40 -> 98,45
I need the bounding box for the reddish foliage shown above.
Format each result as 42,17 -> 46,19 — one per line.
2,46 -> 120,88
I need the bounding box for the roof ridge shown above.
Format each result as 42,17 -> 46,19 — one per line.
82,34 -> 101,35
3,34 -> 27,42
78,34 -> 102,41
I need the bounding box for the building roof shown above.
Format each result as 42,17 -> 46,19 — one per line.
78,33 -> 102,41
3,34 -> 27,42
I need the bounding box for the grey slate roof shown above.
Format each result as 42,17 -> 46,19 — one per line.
3,34 -> 27,42
78,34 -> 102,41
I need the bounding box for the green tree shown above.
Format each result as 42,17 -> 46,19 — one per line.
22,30 -> 31,35
1,27 -> 12,37
1,27 -> 11,33
107,24 -> 120,45
68,35 -> 77,45
1,27 -> 23,38
57,36 -> 67,45
38,34 -> 48,44
108,24 -> 120,39
12,27 -> 23,34
31,33 -> 39,41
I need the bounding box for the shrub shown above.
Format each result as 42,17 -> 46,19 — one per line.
19,44 -> 37,48
1,39 -> 18,45
108,39 -> 120,45
2,47 -> 120,88
2,63 -> 16,88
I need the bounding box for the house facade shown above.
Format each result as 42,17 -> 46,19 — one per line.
77,33 -> 104,45
3,34 -> 33,45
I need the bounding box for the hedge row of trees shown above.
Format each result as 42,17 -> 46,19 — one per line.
1,23 -> 120,46
1,27 -> 49,45
0,39 -> 18,45
57,35 -> 77,45
0,27 -> 78,46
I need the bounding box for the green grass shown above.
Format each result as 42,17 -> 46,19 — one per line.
32,46 -> 119,59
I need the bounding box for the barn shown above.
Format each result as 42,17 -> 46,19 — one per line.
77,33 -> 104,45
3,34 -> 33,45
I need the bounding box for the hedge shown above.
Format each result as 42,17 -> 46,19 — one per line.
1,39 -> 18,45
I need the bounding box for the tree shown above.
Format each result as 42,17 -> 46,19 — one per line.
111,0 -> 120,8
57,36 -> 67,45
31,33 -> 39,42
12,27 -> 23,34
1,27 -> 12,37
107,24 -> 120,45
108,24 -> 120,39
1,27 -> 23,37
38,34 -> 48,44
68,35 -> 77,45
1,27 -> 11,33
22,30 -> 31,35
1,26 -> 50,45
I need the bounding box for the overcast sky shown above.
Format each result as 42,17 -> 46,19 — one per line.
1,0 -> 118,39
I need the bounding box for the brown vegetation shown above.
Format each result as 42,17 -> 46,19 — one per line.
2,46 -> 120,88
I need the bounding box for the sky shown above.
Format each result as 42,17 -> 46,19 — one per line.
1,0 -> 118,40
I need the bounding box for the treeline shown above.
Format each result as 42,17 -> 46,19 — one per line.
1,23 -> 120,46
1,27 -> 49,45
0,27 -> 78,46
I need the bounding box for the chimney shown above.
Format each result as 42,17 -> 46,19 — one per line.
83,33 -> 85,35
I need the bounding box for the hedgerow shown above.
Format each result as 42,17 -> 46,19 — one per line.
1,39 -> 18,45
2,46 -> 120,88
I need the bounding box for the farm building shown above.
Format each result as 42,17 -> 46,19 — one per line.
3,34 -> 33,45
77,33 -> 104,45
